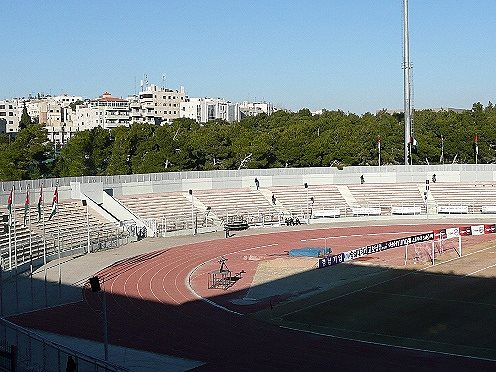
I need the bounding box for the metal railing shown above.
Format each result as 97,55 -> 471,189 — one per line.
0,318 -> 128,372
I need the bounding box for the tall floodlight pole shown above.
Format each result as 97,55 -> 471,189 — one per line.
403,0 -> 413,165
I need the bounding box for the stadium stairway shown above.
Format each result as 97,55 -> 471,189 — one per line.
183,191 -> 222,226
258,188 -> 289,215
418,183 -> 437,214
336,185 -> 360,208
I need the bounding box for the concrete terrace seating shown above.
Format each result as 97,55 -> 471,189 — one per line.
429,182 -> 496,213
269,185 -> 349,217
26,200 -> 121,254
0,213 -> 48,271
194,188 -> 278,225
347,183 -> 426,215
116,192 -> 207,232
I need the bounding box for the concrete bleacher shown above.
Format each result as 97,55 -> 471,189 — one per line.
116,192 -> 211,232
269,185 -> 349,217
0,200 -> 123,264
429,182 -> 496,213
194,188 -> 279,226
347,183 -> 426,215
0,213 -> 49,271
28,200 -> 121,252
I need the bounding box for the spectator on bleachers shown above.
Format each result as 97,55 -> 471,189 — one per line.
255,178 -> 260,190
360,175 -> 365,184
432,174 -> 437,183
272,194 -> 276,205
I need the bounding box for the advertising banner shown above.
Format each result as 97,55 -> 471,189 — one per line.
318,231 -> 434,268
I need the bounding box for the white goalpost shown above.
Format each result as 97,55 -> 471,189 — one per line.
405,229 -> 462,266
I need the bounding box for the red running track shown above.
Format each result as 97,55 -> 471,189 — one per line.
10,224 -> 496,371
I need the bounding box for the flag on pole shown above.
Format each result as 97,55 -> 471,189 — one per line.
24,189 -> 30,226
7,187 -> 13,219
377,136 -> 381,151
474,134 -> 479,155
48,186 -> 58,221
37,185 -> 43,222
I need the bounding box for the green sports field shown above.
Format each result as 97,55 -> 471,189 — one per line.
255,239 -> 496,360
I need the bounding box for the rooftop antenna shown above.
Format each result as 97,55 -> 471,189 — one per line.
403,0 -> 413,165
162,73 -> 166,89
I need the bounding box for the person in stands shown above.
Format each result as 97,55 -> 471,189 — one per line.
255,178 -> 260,190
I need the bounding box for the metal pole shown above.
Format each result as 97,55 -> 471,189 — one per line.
86,202 -> 90,254
43,193 -> 46,265
190,190 -> 195,235
102,286 -> 109,361
57,214 -> 61,298
304,183 -> 309,223
44,268 -> 48,307
8,214 -> 12,270
403,0 -> 412,165
431,240 -> 435,265
0,263 -> 3,316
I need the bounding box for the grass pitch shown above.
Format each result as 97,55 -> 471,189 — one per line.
254,239 -> 496,360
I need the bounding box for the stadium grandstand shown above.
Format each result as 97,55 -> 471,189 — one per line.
3,164 -> 496,369
3,164 -> 496,271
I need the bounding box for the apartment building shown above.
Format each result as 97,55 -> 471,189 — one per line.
129,84 -> 187,125
0,100 -> 19,134
74,92 -> 130,131
180,97 -> 240,123
239,101 -> 274,119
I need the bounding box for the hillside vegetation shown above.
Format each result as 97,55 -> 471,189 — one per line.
1,102 -> 495,181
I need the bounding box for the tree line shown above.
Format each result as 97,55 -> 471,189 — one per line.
1,102 -> 495,181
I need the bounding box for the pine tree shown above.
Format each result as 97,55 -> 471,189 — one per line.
19,102 -> 32,130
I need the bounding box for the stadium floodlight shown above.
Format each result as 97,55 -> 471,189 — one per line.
403,0 -> 413,165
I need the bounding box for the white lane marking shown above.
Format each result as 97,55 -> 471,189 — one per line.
280,326 -> 496,363
465,262 -> 496,277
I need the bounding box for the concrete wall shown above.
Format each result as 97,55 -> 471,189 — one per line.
2,164 -> 496,204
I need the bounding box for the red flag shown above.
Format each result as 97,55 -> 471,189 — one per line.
7,187 -> 13,216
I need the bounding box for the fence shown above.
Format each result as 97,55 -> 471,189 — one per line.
0,318 -> 128,372
1,223 -> 134,274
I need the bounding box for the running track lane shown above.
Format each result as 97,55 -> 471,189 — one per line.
10,224 -> 496,371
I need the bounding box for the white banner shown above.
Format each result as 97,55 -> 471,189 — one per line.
445,227 -> 460,239
471,225 -> 485,236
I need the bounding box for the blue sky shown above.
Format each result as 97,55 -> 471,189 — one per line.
1,1 -> 494,114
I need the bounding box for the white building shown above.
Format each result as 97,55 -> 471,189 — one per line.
180,97 -> 240,123
0,100 -> 19,134
239,101 -> 274,118
52,94 -> 82,107
74,92 -> 130,131
129,84 -> 187,125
